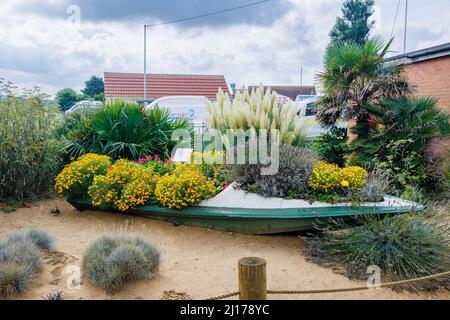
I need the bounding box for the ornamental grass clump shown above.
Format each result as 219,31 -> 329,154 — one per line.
54,153 -> 112,197
0,229 -> 53,297
7,229 -> 54,251
155,165 -> 216,209
358,168 -> 392,202
0,263 -> 36,297
207,86 -> 305,146
82,235 -> 160,294
304,214 -> 449,291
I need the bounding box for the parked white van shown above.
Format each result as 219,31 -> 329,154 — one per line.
145,96 -> 208,131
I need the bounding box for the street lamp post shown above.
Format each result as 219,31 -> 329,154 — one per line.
144,24 -> 148,104
403,0 -> 408,53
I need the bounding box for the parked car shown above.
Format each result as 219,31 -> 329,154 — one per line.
65,100 -> 102,114
296,94 -> 317,102
145,96 -> 208,132
295,96 -> 347,138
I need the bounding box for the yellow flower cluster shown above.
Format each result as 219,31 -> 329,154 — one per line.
54,154 -> 112,197
339,166 -> 369,190
308,163 -> 368,193
57,154 -> 220,211
103,159 -> 142,186
88,175 -> 118,207
155,165 -> 216,209
114,167 -> 158,211
88,160 -> 158,211
308,163 -> 342,193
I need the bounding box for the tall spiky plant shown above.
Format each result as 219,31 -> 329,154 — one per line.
316,36 -> 412,136
207,86 -> 305,146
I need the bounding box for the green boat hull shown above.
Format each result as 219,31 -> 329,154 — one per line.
67,198 -> 414,235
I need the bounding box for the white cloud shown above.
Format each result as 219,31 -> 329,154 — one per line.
1,0 -> 449,97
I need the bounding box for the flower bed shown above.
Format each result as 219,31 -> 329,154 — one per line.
56,148 -> 385,214
55,153 -> 223,211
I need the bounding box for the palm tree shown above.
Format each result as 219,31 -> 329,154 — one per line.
352,97 -> 450,161
316,36 -> 412,137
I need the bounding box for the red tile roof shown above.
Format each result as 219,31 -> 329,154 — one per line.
104,72 -> 229,100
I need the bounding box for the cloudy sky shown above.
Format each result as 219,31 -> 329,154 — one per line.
1,0 -> 450,97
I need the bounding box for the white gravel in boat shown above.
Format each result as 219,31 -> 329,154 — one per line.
200,183 -> 420,210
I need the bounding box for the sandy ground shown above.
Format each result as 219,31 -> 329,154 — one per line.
0,198 -> 448,301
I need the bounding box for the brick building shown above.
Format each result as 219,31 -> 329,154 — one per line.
385,43 -> 450,114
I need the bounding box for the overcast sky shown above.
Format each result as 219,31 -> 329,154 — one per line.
1,0 -> 450,97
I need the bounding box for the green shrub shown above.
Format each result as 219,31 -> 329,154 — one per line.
64,100 -> 189,161
304,214 -> 449,290
312,127 -> 349,167
234,145 -> 318,198
351,97 -> 450,192
0,229 -> 53,297
400,185 -> 427,202
58,108 -> 96,160
82,235 -> 160,294
0,81 -> 65,200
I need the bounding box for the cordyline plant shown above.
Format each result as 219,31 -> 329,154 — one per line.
207,86 -> 305,146
316,36 -> 413,137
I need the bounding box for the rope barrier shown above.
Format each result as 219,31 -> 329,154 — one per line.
206,291 -> 240,301
207,271 -> 450,300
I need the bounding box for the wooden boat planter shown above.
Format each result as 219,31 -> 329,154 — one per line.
67,185 -> 420,235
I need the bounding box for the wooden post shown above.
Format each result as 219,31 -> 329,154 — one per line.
238,257 -> 267,300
